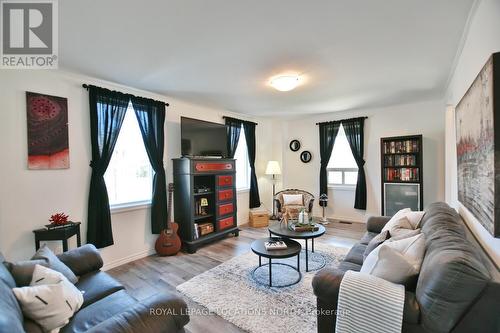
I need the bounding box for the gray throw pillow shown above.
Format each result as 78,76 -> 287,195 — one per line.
5,259 -> 49,286
31,245 -> 78,284
363,230 -> 390,261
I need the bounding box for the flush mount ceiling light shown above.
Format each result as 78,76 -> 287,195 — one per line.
269,74 -> 301,92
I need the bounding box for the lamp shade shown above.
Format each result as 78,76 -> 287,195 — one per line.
265,161 -> 281,175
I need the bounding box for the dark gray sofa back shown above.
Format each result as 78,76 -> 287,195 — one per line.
416,202 -> 491,332
0,256 -> 24,333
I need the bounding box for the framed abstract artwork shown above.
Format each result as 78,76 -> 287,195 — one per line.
455,52 -> 500,238
26,92 -> 69,169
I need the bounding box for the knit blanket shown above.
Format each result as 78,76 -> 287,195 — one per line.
336,271 -> 405,333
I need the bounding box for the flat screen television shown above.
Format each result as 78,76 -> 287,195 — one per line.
181,117 -> 228,157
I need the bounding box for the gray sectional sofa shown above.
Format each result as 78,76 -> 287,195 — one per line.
312,202 -> 500,333
0,244 -> 189,333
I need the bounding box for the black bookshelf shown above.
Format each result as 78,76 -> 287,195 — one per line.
173,158 -> 239,253
380,135 -> 423,215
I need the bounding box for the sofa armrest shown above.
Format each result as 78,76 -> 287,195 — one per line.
87,293 -> 189,333
57,244 -> 103,276
312,267 -> 346,305
366,216 -> 391,233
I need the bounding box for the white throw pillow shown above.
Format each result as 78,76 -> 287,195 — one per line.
360,246 -> 418,284
13,265 -> 83,332
360,233 -> 426,284
282,194 -> 303,206
382,208 -> 425,236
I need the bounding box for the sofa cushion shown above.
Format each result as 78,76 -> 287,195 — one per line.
416,202 -> 491,333
61,289 -> 137,333
343,243 -> 366,265
0,262 -> 17,289
359,231 -> 378,245
57,244 -> 103,276
5,259 -> 49,287
363,230 -> 390,260
75,271 -> 124,308
0,265 -> 24,333
32,245 -> 78,284
337,261 -> 362,272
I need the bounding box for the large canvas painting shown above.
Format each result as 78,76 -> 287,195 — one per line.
26,92 -> 69,169
456,53 -> 500,238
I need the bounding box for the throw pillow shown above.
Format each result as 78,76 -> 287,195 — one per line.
360,233 -> 426,284
381,208 -> 426,237
405,211 -> 426,229
283,194 -> 303,206
5,259 -> 49,286
385,233 -> 426,271
12,265 -> 83,333
360,246 -> 418,284
32,245 -> 78,284
363,230 -> 390,261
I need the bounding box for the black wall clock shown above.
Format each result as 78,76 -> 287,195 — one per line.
300,151 -> 312,163
289,140 -> 301,152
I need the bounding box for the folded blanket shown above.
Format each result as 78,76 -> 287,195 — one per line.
336,271 -> 405,333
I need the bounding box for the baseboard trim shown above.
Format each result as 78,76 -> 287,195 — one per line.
102,248 -> 156,271
314,215 -> 364,224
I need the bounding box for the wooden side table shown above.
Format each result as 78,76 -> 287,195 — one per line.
33,222 -> 81,252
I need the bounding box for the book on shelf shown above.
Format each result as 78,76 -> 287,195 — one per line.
384,167 -> 419,182
383,139 -> 419,154
384,154 -> 417,167
264,239 -> 288,250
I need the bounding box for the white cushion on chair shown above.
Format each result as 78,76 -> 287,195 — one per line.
282,194 -> 303,206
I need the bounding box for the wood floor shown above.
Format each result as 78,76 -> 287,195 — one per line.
107,221 -> 365,333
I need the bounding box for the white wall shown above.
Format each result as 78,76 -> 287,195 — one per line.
0,70 -> 266,267
275,100 -> 445,222
444,0 -> 500,265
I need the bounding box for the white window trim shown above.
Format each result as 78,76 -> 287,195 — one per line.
327,167 -> 358,187
237,188 -> 250,193
110,200 -> 152,214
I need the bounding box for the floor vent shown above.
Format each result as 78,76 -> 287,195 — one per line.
339,221 -> 353,224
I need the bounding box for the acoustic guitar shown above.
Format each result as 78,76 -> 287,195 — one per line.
155,183 -> 181,256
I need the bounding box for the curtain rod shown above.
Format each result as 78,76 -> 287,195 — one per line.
316,116 -> 367,125
223,116 -> 258,126
82,84 -> 169,107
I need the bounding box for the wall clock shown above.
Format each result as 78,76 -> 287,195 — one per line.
289,139 -> 301,152
300,151 -> 312,163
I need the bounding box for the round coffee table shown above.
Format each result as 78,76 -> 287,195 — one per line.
250,238 -> 302,287
268,221 -> 326,272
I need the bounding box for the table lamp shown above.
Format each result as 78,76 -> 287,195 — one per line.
265,161 -> 281,219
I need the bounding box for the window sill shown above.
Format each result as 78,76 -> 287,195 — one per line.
237,188 -> 250,193
328,185 -> 356,191
110,201 -> 152,214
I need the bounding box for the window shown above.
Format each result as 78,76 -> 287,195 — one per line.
327,124 -> 358,186
234,128 -> 251,191
104,104 -> 153,207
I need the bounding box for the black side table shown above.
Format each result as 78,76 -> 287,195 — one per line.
33,222 -> 81,252
250,237 -> 302,287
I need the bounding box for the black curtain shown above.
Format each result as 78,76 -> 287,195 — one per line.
225,117 -> 242,158
319,121 -> 341,206
242,122 -> 261,208
131,96 -> 167,234
342,118 -> 367,210
87,86 -> 130,248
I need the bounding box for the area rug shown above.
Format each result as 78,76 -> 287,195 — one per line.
176,242 -> 349,333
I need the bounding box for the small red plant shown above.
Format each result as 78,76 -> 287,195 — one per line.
49,213 -> 69,225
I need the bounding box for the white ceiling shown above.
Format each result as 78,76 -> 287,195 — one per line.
59,0 -> 474,116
